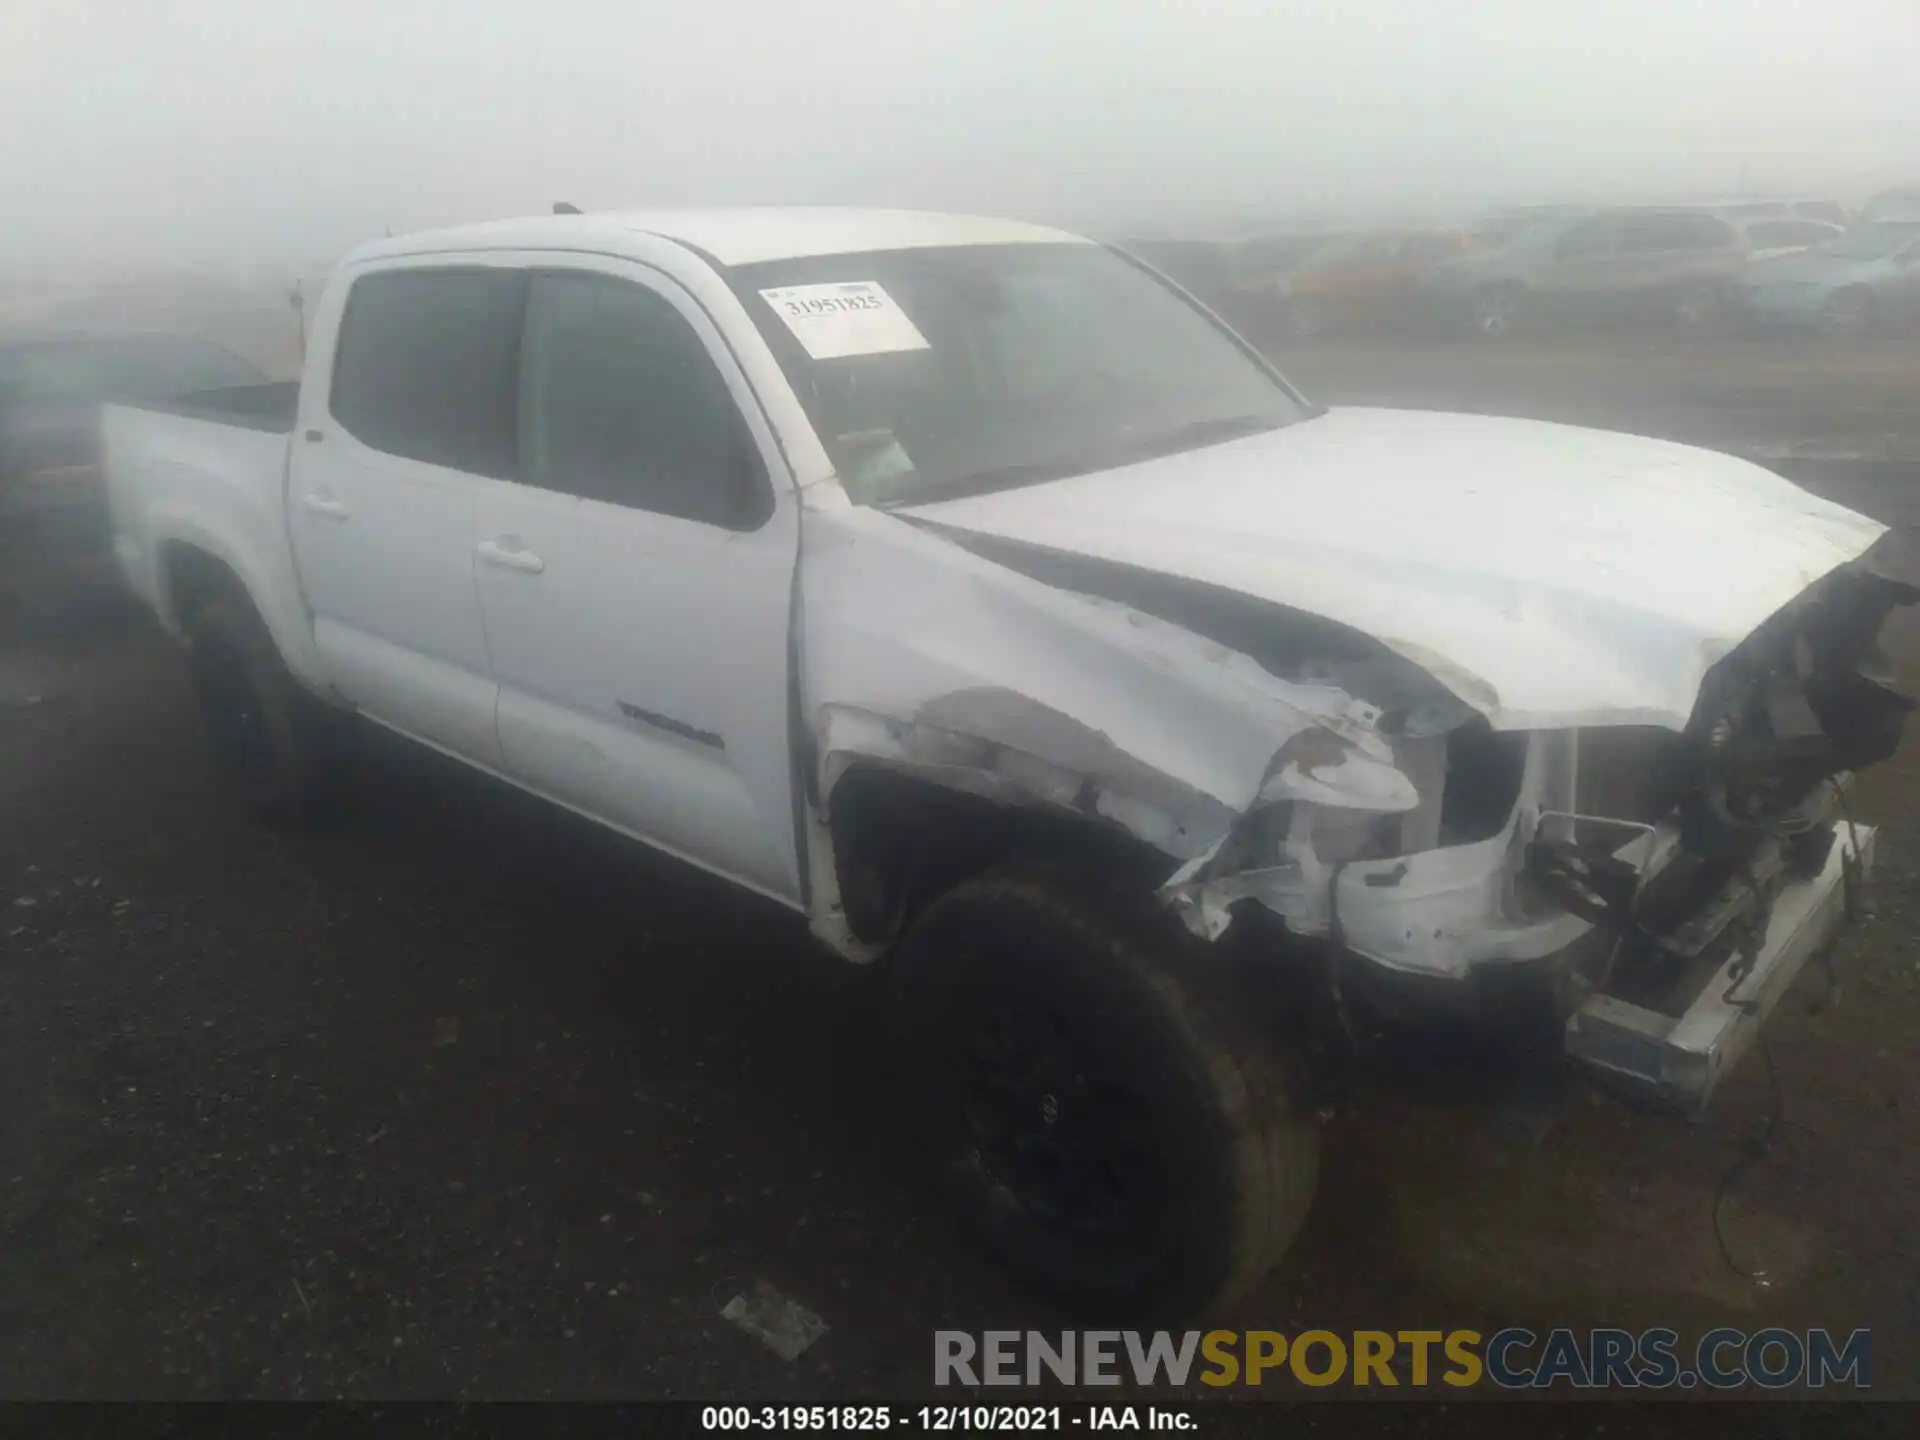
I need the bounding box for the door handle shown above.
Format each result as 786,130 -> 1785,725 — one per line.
476,538 -> 545,574
301,493 -> 349,520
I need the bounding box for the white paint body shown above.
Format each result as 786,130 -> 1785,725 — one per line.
99,206 -> 1890,985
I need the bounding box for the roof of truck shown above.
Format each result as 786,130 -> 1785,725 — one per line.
351,207 -> 1089,269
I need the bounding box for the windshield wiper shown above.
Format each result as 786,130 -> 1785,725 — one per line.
1092,411 -> 1301,468
884,455 -> 1110,508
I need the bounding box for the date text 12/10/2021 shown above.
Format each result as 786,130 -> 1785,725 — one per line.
702,1406 -> 1194,1432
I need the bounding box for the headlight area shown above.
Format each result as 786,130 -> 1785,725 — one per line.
1164,724 -> 1646,986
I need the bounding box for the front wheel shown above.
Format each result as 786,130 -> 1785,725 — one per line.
892,869 -> 1319,1321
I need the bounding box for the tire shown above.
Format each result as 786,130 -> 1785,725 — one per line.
184,593 -> 352,826
1466,284 -> 1523,339
1818,288 -> 1874,339
891,868 -> 1319,1321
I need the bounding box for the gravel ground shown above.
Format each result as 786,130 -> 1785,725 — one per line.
2,332 -> 1918,1403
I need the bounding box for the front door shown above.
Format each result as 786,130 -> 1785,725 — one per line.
471,263 -> 803,902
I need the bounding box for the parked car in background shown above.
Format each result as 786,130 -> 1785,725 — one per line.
1730,215 -> 1847,264
1466,204 -> 1590,248
1738,219 -> 1920,336
1860,188 -> 1920,225
1422,207 -> 1750,337
1226,231 -> 1345,291
1789,200 -> 1852,227
1233,229 -> 1478,336
1118,238 -> 1242,309
1701,199 -> 1853,228
0,333 -> 266,494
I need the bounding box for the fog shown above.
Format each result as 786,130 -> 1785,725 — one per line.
3,0 -> 1917,282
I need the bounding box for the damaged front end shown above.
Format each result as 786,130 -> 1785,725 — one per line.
1158,536 -> 1919,1114
803,503 -> 1914,1115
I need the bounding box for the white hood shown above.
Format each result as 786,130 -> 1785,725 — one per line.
903,407 -> 1888,732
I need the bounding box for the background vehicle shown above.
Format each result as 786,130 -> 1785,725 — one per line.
1465,203 -> 1591,248
1423,207 -> 1751,336
1234,229 -> 1478,337
0,333 -> 265,488
1860,187 -> 1920,224
1116,237 -> 1242,308
1738,219 -> 1920,335
101,207 -> 1911,1321
1224,231 -> 1346,305
1700,198 -> 1853,228
1729,215 -> 1847,264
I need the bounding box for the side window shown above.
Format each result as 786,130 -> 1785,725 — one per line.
1624,213 -> 1736,252
1554,219 -> 1617,261
518,274 -> 769,530
1621,213 -> 1684,252
330,269 -> 524,478
1747,220 -> 1833,249
1685,215 -> 1739,250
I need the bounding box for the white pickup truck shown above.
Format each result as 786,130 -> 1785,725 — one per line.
103,206 -> 1916,1319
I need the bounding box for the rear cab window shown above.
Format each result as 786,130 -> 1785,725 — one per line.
330,268 -> 524,478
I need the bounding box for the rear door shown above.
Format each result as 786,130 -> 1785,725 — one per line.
470,260 -> 803,902
1619,211 -> 1745,296
1535,215 -> 1625,301
288,265 -> 520,764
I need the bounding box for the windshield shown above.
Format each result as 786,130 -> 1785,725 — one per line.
1819,222 -> 1920,262
729,243 -> 1310,507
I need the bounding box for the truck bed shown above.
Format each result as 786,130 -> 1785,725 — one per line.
101,388 -> 307,656
118,380 -> 300,434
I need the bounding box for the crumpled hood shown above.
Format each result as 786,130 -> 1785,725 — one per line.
902,407 -> 1888,732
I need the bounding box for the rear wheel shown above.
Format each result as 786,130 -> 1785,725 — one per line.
185,594 -> 353,826
892,868 -> 1319,1321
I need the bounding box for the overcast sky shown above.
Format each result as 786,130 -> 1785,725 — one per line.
2,0 -> 1916,279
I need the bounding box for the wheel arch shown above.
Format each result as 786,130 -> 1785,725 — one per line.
154,533 -> 330,695
820,759 -> 1177,950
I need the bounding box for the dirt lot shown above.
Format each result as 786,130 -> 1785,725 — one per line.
3,330 -> 1918,1405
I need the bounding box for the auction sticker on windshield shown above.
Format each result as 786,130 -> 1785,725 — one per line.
758,281 -> 931,360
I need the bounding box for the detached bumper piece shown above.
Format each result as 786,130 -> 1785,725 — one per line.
1563,820 -> 1873,1116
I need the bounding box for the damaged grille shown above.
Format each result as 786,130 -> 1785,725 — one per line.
1574,727 -> 1691,826
1529,557 -> 1913,986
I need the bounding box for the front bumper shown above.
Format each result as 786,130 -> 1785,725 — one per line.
1564,819 -> 1871,1115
